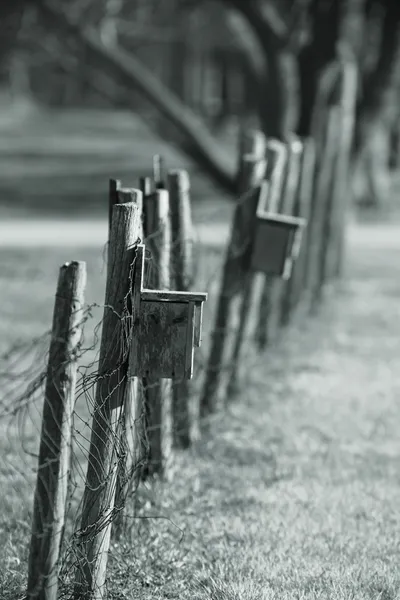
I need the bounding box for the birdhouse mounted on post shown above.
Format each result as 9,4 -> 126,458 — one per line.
130,244 -> 207,380
251,183 -> 307,280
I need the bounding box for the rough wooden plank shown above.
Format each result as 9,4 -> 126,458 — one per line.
27,261 -> 86,600
74,202 -> 141,600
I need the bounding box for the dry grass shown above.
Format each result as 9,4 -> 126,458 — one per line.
1,226 -> 400,600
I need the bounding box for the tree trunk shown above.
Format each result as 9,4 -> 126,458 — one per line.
354,1 -> 400,206
223,2 -> 300,140
297,0 -> 343,137
35,0 -> 236,194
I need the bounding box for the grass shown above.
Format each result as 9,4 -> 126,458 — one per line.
1,226 -> 400,600
1,103 -> 400,599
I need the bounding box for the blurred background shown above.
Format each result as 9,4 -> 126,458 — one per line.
0,0 -> 399,222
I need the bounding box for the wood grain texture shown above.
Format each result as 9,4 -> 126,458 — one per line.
27,261 -> 86,600
308,107 -> 341,310
329,59 -> 357,278
74,202 -> 141,600
255,139 -> 288,351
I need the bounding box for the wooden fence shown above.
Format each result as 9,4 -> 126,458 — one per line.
25,99 -> 352,598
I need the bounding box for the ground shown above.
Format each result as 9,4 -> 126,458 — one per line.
0,104 -> 399,599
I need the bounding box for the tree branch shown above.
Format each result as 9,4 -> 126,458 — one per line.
34,0 -> 236,193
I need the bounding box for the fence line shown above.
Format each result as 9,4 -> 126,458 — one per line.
74,202 -> 142,599
0,89 -> 355,598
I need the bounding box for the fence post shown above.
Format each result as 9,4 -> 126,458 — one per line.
27,261 -> 86,600
308,106 -> 341,311
200,130 -> 266,418
329,58 -> 358,278
168,169 -> 195,447
111,188 -> 143,540
225,164 -> 267,398
108,179 -> 121,241
318,105 -> 343,294
278,138 -> 304,327
141,189 -> 173,478
152,154 -> 165,189
74,202 -> 141,600
255,140 -> 287,351
283,137 -> 317,316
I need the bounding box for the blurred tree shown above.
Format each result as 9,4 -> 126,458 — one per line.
3,0 -> 400,204
353,0 -> 400,206
0,3 -> 26,88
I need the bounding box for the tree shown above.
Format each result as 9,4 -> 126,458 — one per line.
4,0 -> 400,205
0,2 -> 26,87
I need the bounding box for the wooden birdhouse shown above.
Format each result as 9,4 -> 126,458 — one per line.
251,187 -> 306,280
130,244 -> 207,380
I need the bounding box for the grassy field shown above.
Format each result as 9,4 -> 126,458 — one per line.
1,104 -> 400,599
1,221 -> 400,600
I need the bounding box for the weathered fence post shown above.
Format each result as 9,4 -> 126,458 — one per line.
111,188 -> 143,540
278,138 -> 304,327
74,202 -> 141,600
141,189 -> 173,477
308,106 -> 341,310
108,178 -> 121,241
153,154 -> 165,189
318,105 -> 343,294
200,130 -> 266,417
282,137 -> 317,316
168,169 -> 195,447
255,140 -> 287,351
329,57 -> 358,278
27,261 -> 86,600
225,164 -> 268,397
